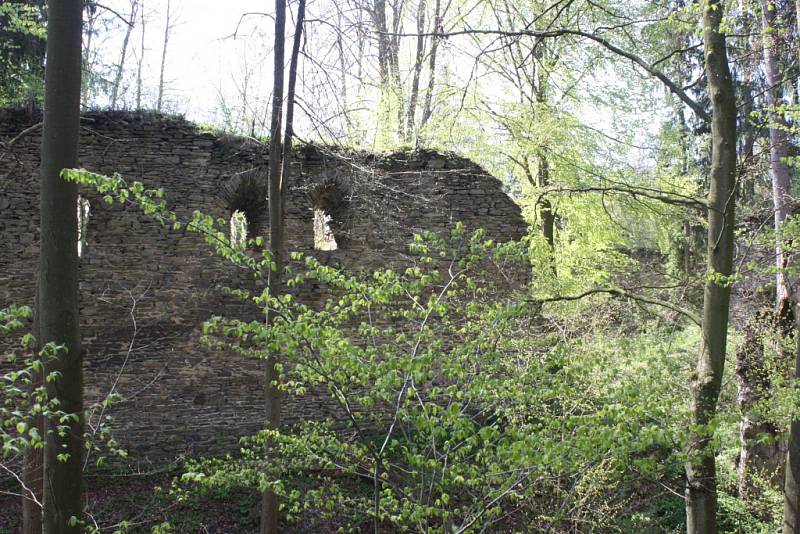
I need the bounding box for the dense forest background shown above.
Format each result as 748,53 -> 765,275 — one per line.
1,0 -> 800,532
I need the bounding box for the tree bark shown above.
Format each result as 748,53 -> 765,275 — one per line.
685,1 -> 737,532
39,1 -> 83,532
260,0 -> 286,532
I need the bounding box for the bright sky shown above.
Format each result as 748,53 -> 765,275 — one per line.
93,0 -> 669,163
95,0 -> 276,129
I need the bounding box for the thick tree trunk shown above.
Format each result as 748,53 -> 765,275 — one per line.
685,2 -> 737,532
39,1 -> 83,532
260,1 -> 286,532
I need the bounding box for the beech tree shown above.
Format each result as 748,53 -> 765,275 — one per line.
683,2 -> 737,531
38,0 -> 84,532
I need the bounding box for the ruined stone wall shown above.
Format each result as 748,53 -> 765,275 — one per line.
0,109 -> 527,462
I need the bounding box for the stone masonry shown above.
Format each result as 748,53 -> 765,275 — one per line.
0,109 -> 527,462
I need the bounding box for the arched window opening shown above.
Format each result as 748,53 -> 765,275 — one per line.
230,210 -> 248,249
220,170 -> 267,245
77,196 -> 90,257
311,182 -> 346,251
314,207 -> 338,251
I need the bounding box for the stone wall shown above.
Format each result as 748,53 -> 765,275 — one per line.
0,109 -> 527,462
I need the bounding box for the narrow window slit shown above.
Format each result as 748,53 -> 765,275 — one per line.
314,207 -> 338,251
230,210 -> 248,249
77,196 -> 90,257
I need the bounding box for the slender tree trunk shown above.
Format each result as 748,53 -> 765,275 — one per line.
782,0 -> 800,526
761,0 -> 793,308
372,0 -> 395,142
736,310 -> 782,501
39,1 -> 83,532
373,0 -> 390,87
796,0 -> 800,60
81,5 -> 96,108
406,0 -> 427,143
738,57 -> 756,203
389,0 -> 404,141
22,290 -> 42,534
156,0 -> 170,112
336,8 -> 352,136
533,63 -> 555,259
785,339 -> 800,533
536,152 -> 556,253
260,0 -> 286,532
419,0 -> 440,131
136,0 -> 146,110
685,2 -> 737,532
110,0 -> 138,109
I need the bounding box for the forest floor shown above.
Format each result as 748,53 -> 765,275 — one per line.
0,471 -> 261,534
0,468 -> 375,533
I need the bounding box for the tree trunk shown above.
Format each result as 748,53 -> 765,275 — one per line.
419,0 -> 440,131
736,310 -> 782,501
22,290 -> 42,534
39,1 -> 83,532
685,2 -> 737,532
110,0 -> 138,109
136,0 -> 145,109
536,152 -> 556,253
335,8 -> 352,136
81,5 -> 97,108
406,0 -> 427,143
784,2 -> 800,524
156,0 -> 170,112
260,0 -> 286,532
373,0 -> 390,87
797,0 -> 800,60
389,0 -> 404,141
785,345 -> 800,533
761,0 -> 793,308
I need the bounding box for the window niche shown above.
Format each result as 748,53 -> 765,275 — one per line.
313,207 -> 337,251
310,183 -> 346,251
219,170 -> 266,250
